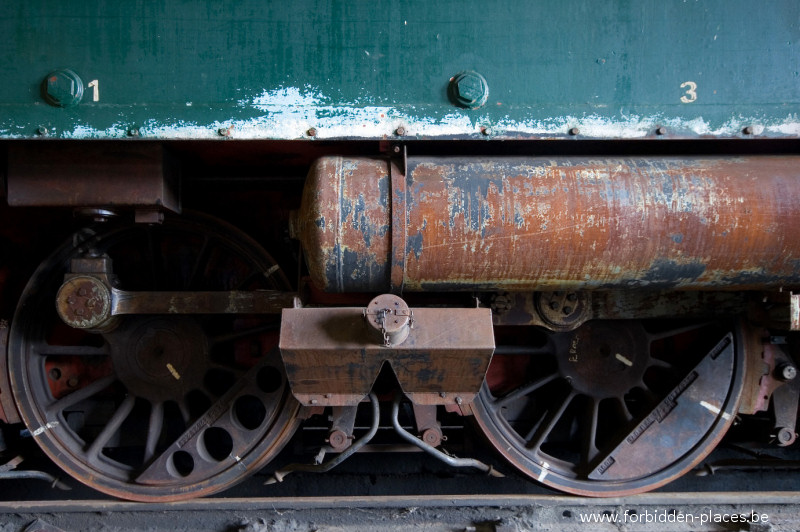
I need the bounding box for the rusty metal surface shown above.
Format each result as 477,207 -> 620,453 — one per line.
111,288 -> 296,316
0,320 -> 21,424
292,157 -> 391,293
279,305 -> 494,407
296,156 -> 800,292
6,143 -> 180,212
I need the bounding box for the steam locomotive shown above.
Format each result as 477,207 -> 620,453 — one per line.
0,1 -> 798,502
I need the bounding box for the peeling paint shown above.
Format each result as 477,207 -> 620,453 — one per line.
18,87 -> 800,140
297,156 -> 800,292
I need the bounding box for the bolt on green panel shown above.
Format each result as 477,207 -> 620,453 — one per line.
0,1 -> 797,139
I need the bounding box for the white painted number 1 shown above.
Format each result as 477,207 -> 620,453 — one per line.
88,80 -> 99,102
680,81 -> 697,103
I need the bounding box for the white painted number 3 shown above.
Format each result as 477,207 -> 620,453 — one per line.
88,80 -> 99,102
680,81 -> 697,103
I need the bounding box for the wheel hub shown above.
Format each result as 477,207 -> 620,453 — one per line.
111,317 -> 208,402
556,322 -> 648,399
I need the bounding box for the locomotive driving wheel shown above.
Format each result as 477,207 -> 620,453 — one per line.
473,320 -> 744,496
8,212 -> 300,501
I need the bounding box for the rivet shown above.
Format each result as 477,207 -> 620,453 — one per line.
307,127 -> 317,137
481,126 -> 492,136
455,396 -> 463,405
439,392 -> 447,398
218,127 -> 232,137
743,126 -> 755,135
127,128 -> 140,137
568,127 -> 580,136
392,145 -> 401,154
655,126 -> 667,135
395,126 -> 406,136
36,127 -> 49,136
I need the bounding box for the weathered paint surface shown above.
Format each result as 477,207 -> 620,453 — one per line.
279,305 -> 494,406
1,1 -> 798,140
296,156 -> 800,291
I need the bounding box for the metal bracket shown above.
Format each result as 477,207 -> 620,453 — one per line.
328,405 -> 358,452
412,404 -> 444,448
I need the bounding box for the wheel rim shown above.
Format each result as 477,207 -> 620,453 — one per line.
8,212 -> 300,501
473,320 -> 744,496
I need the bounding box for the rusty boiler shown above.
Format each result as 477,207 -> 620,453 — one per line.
290,156 -> 800,292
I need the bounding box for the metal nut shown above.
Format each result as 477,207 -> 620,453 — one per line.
42,69 -> 84,108
449,71 -> 489,109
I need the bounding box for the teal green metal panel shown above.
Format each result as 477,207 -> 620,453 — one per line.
1,1 -> 798,140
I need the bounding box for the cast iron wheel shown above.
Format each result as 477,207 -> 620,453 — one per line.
8,212 -> 300,501
473,320 -> 744,496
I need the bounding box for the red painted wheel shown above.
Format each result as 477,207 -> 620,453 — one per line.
8,212 -> 300,501
473,320 -> 744,496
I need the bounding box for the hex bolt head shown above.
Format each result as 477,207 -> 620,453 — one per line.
42,69 -> 84,108
777,427 -> 795,445
395,126 -> 406,136
306,127 -> 317,137
655,126 -> 667,136
449,70 -> 489,109
778,363 -> 797,381
568,127 -> 580,136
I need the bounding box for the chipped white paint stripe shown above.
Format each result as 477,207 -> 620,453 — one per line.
699,400 -> 732,420
49,87 -> 800,140
615,353 -> 633,367
537,461 -> 550,482
32,421 -> 59,437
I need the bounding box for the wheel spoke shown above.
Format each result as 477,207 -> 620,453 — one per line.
177,399 -> 191,425
646,322 -> 710,342
184,236 -> 211,290
494,372 -> 560,408
581,397 -> 600,465
615,396 -> 634,423
525,390 -> 576,452
46,375 -> 117,415
86,394 -> 136,461
144,401 -> 164,463
649,357 -> 674,370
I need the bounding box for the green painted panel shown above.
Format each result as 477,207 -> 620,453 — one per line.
0,1 -> 798,139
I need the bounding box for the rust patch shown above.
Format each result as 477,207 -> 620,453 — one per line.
296,156 -> 800,292
279,305 -> 494,406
